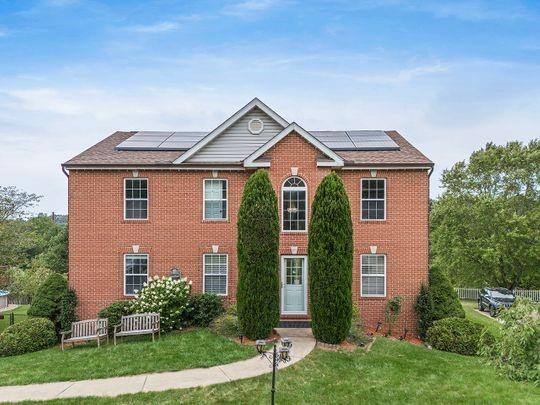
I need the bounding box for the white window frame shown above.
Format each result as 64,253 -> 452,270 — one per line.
360,178 -> 386,221
202,253 -> 229,296
281,177 -> 308,233
203,179 -> 228,221
360,254 -> 387,297
124,253 -> 149,296
124,178 -> 149,221
280,255 -> 308,315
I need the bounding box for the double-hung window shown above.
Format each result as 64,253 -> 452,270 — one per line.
361,179 -> 385,220
204,179 -> 227,220
125,179 -> 148,220
124,254 -> 148,295
203,254 -> 228,295
361,254 -> 386,297
282,177 -> 307,231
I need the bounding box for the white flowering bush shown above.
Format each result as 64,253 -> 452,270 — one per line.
131,276 -> 192,331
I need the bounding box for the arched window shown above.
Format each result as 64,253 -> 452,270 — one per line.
282,177 -> 307,232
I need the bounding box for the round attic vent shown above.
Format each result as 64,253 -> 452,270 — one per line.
248,118 -> 264,135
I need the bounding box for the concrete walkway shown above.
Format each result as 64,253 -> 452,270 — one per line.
0,328 -> 315,403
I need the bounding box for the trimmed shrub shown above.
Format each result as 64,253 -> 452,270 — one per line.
237,169 -> 280,340
309,172 -> 353,344
210,313 -> 241,338
131,275 -> 191,331
27,273 -> 69,333
187,293 -> 225,327
414,283 -> 434,339
58,288 -> 77,332
479,298 -> 539,384
0,318 -> 56,356
429,266 -> 465,320
98,300 -> 133,334
426,317 -> 488,356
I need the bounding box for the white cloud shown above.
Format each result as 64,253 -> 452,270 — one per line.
223,0 -> 282,17
127,22 -> 180,33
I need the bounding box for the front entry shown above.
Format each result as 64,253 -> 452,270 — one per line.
281,256 -> 308,315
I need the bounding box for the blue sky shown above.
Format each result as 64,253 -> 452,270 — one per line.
0,0 -> 539,213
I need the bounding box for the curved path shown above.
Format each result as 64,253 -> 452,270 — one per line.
0,328 -> 315,403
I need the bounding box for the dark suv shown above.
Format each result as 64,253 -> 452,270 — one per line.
478,288 -> 515,317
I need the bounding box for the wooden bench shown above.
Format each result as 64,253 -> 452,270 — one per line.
61,319 -> 108,351
113,313 -> 160,345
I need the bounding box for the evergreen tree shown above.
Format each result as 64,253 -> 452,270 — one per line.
308,172 -> 353,343
237,170 -> 280,339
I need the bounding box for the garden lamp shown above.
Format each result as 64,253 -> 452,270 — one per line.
255,339 -> 266,354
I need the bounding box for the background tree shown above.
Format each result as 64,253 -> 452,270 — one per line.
237,170 -> 280,339
0,186 -> 41,222
308,172 -> 353,344
431,140 -> 540,289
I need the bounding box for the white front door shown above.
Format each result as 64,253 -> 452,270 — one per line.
281,256 -> 307,315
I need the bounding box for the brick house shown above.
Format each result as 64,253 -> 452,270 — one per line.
63,98 -> 433,334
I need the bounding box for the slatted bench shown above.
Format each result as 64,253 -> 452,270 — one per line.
61,319 -> 108,351
113,313 -> 160,345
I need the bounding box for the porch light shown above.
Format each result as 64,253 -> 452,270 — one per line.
169,267 -> 181,281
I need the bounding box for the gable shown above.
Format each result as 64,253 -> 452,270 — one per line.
244,123 -> 344,168
186,107 -> 285,163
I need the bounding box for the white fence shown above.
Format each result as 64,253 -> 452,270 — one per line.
455,288 -> 540,302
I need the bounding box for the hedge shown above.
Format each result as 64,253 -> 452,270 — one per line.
426,317 -> 489,356
0,318 -> 57,356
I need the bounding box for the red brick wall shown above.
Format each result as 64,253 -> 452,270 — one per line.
68,132 -> 429,336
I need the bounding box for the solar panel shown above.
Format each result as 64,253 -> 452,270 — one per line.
310,131 -> 355,149
347,130 -> 399,150
116,131 -> 207,151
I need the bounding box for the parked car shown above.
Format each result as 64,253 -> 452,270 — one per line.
478,288 -> 515,317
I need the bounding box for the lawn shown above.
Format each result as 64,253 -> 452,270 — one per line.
461,300 -> 501,335
34,338 -> 539,405
0,329 -> 253,386
0,304 -> 29,332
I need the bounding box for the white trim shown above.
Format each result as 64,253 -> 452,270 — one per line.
203,178 -> 228,221
281,255 -> 308,315
281,176 -> 308,233
341,166 -> 432,170
203,253 -> 229,296
360,178 -> 386,221
173,98 -> 289,164
124,177 -> 148,221
244,122 -> 344,168
360,254 -> 386,298
124,253 -> 149,297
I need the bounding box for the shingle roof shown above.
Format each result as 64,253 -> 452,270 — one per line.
62,130 -> 432,168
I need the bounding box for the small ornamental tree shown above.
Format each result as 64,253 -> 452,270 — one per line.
237,169 -> 280,339
429,266 -> 465,320
414,283 -> 434,339
308,172 -> 353,344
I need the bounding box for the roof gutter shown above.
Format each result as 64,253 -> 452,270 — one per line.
62,165 -> 69,178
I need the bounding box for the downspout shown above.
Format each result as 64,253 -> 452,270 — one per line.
427,166 -> 434,273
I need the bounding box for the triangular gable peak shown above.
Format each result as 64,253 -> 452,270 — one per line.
173,98 -> 289,164
244,123 -> 344,168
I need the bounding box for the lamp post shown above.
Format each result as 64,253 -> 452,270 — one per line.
169,267 -> 181,281
255,337 -> 293,405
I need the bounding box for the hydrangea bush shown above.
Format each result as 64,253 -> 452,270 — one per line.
131,276 -> 192,331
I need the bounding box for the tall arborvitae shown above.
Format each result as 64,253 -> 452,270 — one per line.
308,172 -> 353,343
237,169 -> 280,339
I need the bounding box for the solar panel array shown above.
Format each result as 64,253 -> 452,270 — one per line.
116,131 -> 207,150
116,130 -> 399,151
311,130 -> 399,150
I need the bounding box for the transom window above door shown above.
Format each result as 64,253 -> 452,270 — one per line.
282,177 -> 307,232
204,179 -> 228,220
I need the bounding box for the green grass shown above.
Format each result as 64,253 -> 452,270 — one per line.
0,329 -> 253,386
0,304 -> 29,332
461,300 -> 501,335
31,338 -> 539,405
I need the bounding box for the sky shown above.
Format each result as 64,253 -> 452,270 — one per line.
0,0 -> 539,214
